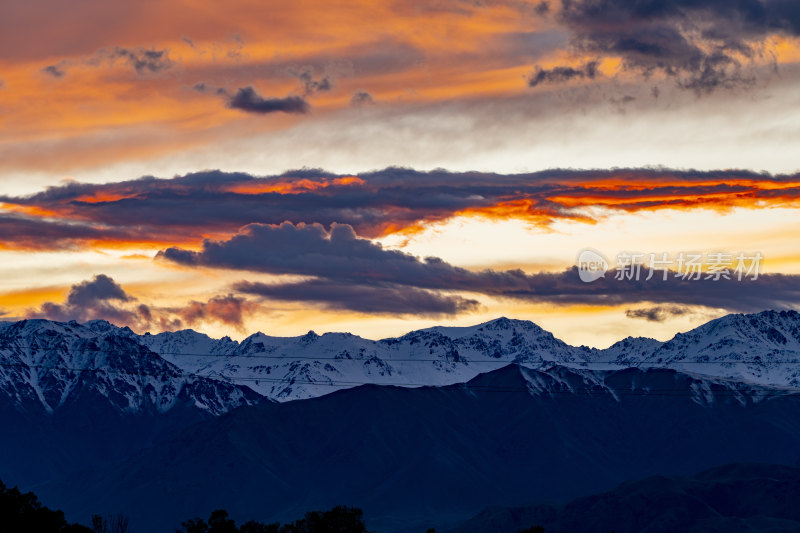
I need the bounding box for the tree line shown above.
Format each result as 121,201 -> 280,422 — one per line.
1,478 -> 548,532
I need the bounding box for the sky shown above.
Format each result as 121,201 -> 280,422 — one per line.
2,0 -> 800,347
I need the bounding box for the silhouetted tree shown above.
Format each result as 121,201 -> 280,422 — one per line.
208,510 -> 239,533
177,510 -> 280,533
92,513 -> 131,533
177,506 -> 369,533
280,505 -> 370,533
240,521 -> 279,533
178,517 -> 209,533
0,479 -> 91,532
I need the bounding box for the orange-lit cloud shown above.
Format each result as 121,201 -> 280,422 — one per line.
2,169 -> 800,252
455,198 -> 596,226
225,176 -> 364,195
2,0 -> 798,179
74,192 -> 141,204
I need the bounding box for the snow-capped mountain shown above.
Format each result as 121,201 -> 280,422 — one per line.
604,310 -> 800,388
3,310 -> 800,406
142,310 -> 800,401
0,319 -> 262,415
140,316 -> 596,401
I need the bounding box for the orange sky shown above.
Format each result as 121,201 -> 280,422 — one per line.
2,0 -> 800,345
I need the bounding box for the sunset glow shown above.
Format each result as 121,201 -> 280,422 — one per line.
2,0 -> 800,347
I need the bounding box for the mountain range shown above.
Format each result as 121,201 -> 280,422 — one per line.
133,309 -> 800,398
4,310 -> 799,409
2,310 -> 800,531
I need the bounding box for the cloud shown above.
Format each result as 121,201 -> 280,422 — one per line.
226,86 -> 310,114
3,167 -> 800,251
157,221 -> 532,294
506,267 -> 800,313
554,0 -> 800,92
103,46 -> 174,75
41,46 -> 175,78
236,279 -> 479,315
0,213 -> 138,250
528,60 -> 598,87
157,221 -> 506,315
158,221 -> 800,315
182,37 -> 425,94
28,275 -> 261,332
30,274 -> 144,327
350,90 -> 375,106
41,64 -> 66,78
175,294 -> 260,329
625,305 -> 691,322
66,274 -> 130,307
534,1 -> 550,15
291,68 -> 333,96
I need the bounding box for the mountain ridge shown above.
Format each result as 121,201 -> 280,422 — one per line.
3,310 -> 800,405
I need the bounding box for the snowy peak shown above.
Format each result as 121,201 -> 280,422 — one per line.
661,310 -> 800,355
595,310 -> 800,388
140,328 -> 239,357
424,316 -> 548,339
0,320 -> 262,415
4,310 -> 800,406
594,336 -> 665,363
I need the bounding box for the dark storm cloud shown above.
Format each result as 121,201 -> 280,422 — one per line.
192,83 -> 310,114
156,221 -> 533,294
553,0 -> 800,93
157,221 -> 521,315
3,167 -> 800,251
0,213 -> 135,250
528,60 -> 598,86
66,274 -> 130,307
226,87 -> 310,114
30,274 -> 144,327
29,276 -> 260,331
236,279 -> 479,316
769,0 -> 800,33
8,166 -> 799,317
158,221 -> 800,315
504,268 -> 800,313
